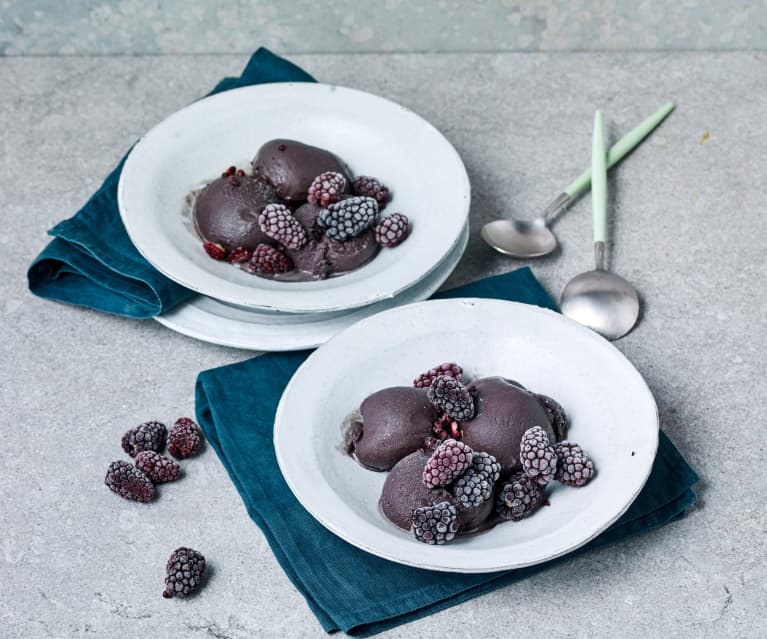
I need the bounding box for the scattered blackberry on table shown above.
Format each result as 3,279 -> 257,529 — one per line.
520,426 -> 557,486
135,451 -> 181,483
247,244 -> 293,275
168,418 -> 202,460
537,394 -> 568,441
414,362 -> 463,388
496,472 -> 545,521
202,242 -> 227,261
104,461 -> 154,503
258,203 -> 308,249
427,375 -> 475,421
121,421 -> 167,458
307,171 -> 347,207
227,246 -> 252,264
451,452 -> 500,508
353,176 -> 390,208
422,438 -> 473,488
554,441 -> 595,487
374,213 -> 409,248
412,502 -> 459,545
163,547 -> 206,599
318,196 -> 378,242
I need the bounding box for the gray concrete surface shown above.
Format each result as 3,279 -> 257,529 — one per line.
1,51 -> 766,637
2,1 -> 767,56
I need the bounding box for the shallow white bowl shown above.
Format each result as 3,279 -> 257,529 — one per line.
274,299 -> 659,573
118,83 -> 470,313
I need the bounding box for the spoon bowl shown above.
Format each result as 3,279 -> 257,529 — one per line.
560,268 -> 639,340
481,217 -> 557,258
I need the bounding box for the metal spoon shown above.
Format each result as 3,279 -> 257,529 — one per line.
482,101 -> 674,258
560,110 -> 639,340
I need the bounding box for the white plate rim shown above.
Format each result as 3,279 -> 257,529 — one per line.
118,82 -> 470,313
152,222 -> 469,350
274,299 -> 660,573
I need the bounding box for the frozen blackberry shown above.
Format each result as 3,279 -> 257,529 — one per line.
554,441 -> 595,487
496,473 -> 545,521
258,203 -> 308,249
353,175 -> 390,208
520,426 -> 557,486
537,394 -> 568,441
202,242 -> 227,261
104,461 -> 154,503
374,213 -> 410,248
307,171 -> 347,207
422,438 -> 473,488
168,418 -> 202,460
121,421 -> 167,458
427,375 -> 475,421
247,244 -> 293,275
227,246 -> 252,264
451,452 -> 500,508
163,547 -> 206,599
412,502 -> 459,545
318,196 -> 378,242
413,362 -> 463,388
135,451 -> 181,483
432,412 -> 462,441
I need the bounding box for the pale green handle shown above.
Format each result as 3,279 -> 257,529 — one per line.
592,110 -> 607,243
565,101 -> 675,198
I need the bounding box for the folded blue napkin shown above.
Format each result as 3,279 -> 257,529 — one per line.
196,267 -> 699,637
27,48 -> 315,318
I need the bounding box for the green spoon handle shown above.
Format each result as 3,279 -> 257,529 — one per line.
564,101 -> 675,198
592,110 -> 607,244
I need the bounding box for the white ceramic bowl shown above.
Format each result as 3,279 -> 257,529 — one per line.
118,83 -> 470,313
274,299 -> 659,573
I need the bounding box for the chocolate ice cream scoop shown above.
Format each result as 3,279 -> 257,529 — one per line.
461,377 -> 559,472
346,387 -> 438,471
193,175 -> 279,251
252,139 -> 352,203
380,450 -> 495,532
285,227 -> 379,280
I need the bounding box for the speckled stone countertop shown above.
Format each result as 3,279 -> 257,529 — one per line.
1,51 -> 766,638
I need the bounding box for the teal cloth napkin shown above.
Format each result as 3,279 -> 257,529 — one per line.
27,48 -> 315,318
196,267 -> 699,636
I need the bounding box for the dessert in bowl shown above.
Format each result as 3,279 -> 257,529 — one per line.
274,299 -> 659,572
118,83 -> 469,313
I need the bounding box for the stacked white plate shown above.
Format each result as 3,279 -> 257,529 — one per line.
118,83 -> 471,350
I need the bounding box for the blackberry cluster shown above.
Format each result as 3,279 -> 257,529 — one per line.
451,452 -> 501,508
374,213 -> 409,248
496,473 -> 545,521
413,362 -> 463,389
307,171 -> 347,207
353,175 -> 390,207
163,547 -> 206,598
168,418 -> 202,460
427,375 -> 475,422
104,460 -> 154,503
121,422 -> 167,458
422,438 -> 473,488
318,196 -> 378,242
247,244 -> 293,275
554,441 -> 595,487
520,426 -> 557,486
412,502 -> 459,545
135,451 -> 181,483
258,203 -> 308,249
